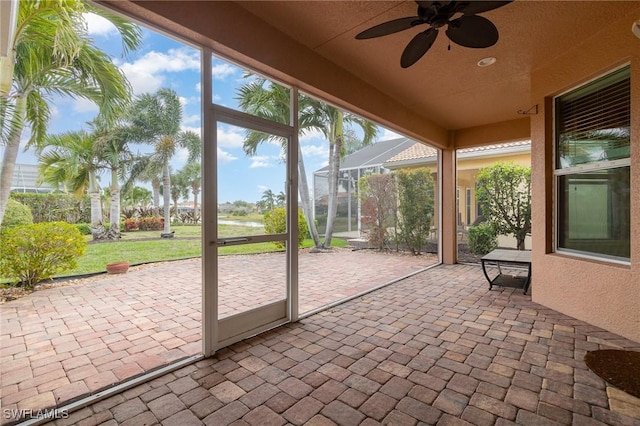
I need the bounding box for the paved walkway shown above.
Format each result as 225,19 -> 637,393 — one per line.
1,249 -> 436,423
31,263 -> 640,426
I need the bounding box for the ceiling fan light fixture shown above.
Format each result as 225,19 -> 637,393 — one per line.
477,57 -> 496,67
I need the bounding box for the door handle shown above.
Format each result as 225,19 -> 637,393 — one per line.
217,237 -> 250,245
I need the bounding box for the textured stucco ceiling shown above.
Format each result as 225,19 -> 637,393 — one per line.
233,1 -> 638,129
106,1 -> 640,136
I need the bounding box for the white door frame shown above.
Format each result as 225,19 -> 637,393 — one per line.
201,49 -> 299,355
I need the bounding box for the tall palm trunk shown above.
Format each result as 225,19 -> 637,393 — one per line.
297,141 -> 320,247
88,169 -> 107,240
151,178 -> 160,213
161,164 -> 172,236
108,167 -> 121,239
0,95 -> 26,225
323,112 -> 344,248
192,187 -> 199,217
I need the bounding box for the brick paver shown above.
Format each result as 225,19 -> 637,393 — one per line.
5,263 -> 633,425
0,249 -> 434,423
3,258 -> 640,425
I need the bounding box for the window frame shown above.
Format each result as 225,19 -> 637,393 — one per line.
553,65 -> 631,265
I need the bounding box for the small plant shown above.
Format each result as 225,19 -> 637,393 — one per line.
263,208 -> 307,248
75,223 -> 92,235
1,199 -> 34,228
467,223 -> 498,255
123,218 -> 139,231
0,222 -> 87,288
138,216 -> 163,231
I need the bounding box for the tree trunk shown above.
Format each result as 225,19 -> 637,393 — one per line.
323,113 -> 344,248
0,96 -> 26,226
193,187 -> 199,217
152,178 -> 160,214
161,164 -> 173,237
107,168 -> 121,240
297,143 -> 321,248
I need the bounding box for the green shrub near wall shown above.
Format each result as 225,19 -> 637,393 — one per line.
1,199 -> 34,228
0,222 -> 87,288
467,223 -> 498,255
10,193 -> 91,224
263,208 -> 308,248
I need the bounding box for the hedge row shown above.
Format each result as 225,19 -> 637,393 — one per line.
10,193 -> 91,224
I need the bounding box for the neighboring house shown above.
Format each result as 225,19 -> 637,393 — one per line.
383,140 -> 532,249
9,163 -> 56,193
313,137 -> 415,234
314,137 -> 532,245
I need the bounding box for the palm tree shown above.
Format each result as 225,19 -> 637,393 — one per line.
180,162 -> 202,216
169,171 -> 187,219
37,130 -> 105,235
307,103 -> 378,247
0,0 -> 141,225
237,78 -> 322,247
127,88 -> 201,236
237,77 -> 378,248
260,189 -> 277,211
92,119 -> 134,239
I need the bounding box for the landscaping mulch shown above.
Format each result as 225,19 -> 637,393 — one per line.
584,349 -> 640,398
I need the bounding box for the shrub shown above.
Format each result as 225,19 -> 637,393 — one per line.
467,223 -> 498,255
395,168 -> 434,254
0,222 -> 87,288
263,208 -> 307,248
359,174 -> 397,250
124,218 -> 139,231
10,193 -> 90,224
75,223 -> 92,235
1,199 -> 34,228
138,216 -> 163,231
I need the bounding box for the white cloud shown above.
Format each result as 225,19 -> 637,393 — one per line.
72,97 -> 99,114
218,148 -> 237,163
195,82 -> 202,93
299,128 -> 325,143
378,127 -> 403,141
84,13 -> 117,37
212,62 -> 237,81
249,155 -> 273,168
217,126 -> 244,148
257,185 -> 269,192
301,144 -> 327,159
116,48 -> 200,94
183,114 -> 201,125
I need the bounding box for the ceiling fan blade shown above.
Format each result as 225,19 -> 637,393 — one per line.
461,1 -> 512,15
356,16 -> 419,39
445,15 -> 498,48
401,28 -> 438,68
415,1 -> 435,8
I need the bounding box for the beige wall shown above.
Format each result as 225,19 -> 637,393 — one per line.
530,8 -> 640,342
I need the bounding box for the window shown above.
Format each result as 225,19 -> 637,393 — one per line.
554,66 -> 630,262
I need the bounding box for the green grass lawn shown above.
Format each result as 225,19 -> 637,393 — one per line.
1,224 -> 348,283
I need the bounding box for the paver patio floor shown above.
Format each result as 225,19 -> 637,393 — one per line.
34,263 -> 640,426
1,249 -> 436,424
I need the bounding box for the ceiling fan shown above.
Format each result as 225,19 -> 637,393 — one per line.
356,1 -> 512,68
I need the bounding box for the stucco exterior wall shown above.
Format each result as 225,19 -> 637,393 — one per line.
531,8 -> 640,343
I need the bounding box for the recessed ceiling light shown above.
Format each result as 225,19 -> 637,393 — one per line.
477,57 -> 497,67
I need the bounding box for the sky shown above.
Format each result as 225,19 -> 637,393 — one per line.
4,11 -> 401,205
